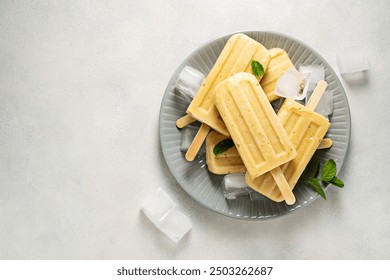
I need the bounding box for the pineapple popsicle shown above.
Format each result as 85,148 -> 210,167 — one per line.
246,81 -> 330,202
260,48 -> 294,102
205,130 -> 245,175
186,33 -> 270,136
215,73 -> 297,203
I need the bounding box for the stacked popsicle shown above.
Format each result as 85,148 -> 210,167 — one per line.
175,33 -> 332,205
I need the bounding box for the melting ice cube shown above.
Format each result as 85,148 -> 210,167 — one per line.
157,207 -> 192,243
222,173 -> 250,200
142,188 -> 176,222
337,45 -> 369,74
306,90 -> 333,117
248,189 -> 264,201
176,66 -> 205,98
180,126 -> 206,155
142,188 -> 192,243
299,64 -> 325,92
275,67 -> 307,101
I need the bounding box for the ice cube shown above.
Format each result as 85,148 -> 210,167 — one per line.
222,173 -> 250,200
176,66 -> 205,98
248,189 -> 264,201
157,207 -> 192,243
306,90 -> 333,117
180,126 -> 206,155
337,45 -> 369,74
275,67 -> 307,100
299,64 -> 325,92
142,188 -> 192,243
141,188 -> 176,222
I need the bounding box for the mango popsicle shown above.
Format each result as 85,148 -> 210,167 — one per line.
205,130 -> 245,175
246,81 -> 331,202
260,48 -> 294,102
186,33 -> 270,136
206,130 -> 332,175
214,72 -> 297,204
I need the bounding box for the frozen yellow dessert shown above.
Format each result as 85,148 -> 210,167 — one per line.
214,72 -> 300,204
246,81 -> 331,202
205,130 -> 245,175
214,72 -> 297,178
206,131 -> 332,175
260,48 -> 294,102
186,33 -> 270,137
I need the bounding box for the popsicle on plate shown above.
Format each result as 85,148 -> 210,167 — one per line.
206,129 -> 332,175
246,81 -> 331,202
214,72 -> 297,204
205,130 -> 245,175
186,33 -> 270,136
260,48 -> 295,102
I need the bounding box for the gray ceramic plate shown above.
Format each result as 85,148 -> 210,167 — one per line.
159,31 -> 351,220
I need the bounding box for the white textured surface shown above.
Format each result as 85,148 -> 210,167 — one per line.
0,0 -> 389,259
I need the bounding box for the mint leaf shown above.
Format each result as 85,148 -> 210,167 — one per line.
330,176 -> 344,188
308,178 -> 326,200
321,159 -> 337,182
299,160 -> 320,182
251,60 -> 264,77
213,139 -> 235,156
313,160 -> 320,178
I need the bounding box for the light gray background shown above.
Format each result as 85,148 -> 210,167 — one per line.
1,0 -> 389,259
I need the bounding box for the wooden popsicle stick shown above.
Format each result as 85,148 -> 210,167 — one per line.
176,114 -> 196,128
185,123 -> 211,161
270,167 -> 296,205
306,80 -> 328,110
318,138 -> 333,149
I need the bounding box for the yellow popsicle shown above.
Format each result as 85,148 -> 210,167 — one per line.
246,81 -> 331,202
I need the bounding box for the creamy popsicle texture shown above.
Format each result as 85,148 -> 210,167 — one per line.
205,130 -> 245,175
260,48 -> 294,102
214,72 -> 297,178
206,131 -> 332,175
246,95 -> 331,202
186,33 -> 270,136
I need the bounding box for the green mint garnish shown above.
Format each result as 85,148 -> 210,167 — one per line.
313,160 -> 320,178
299,159 -> 344,200
329,177 -> 344,188
251,60 -> 264,77
321,159 -> 337,182
213,139 -> 235,156
308,178 -> 326,200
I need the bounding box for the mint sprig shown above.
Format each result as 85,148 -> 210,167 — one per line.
300,159 -> 345,199
321,159 -> 336,182
308,178 -> 326,200
213,139 -> 235,156
251,60 -> 264,77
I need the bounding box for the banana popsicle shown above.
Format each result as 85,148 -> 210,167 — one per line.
186,33 -> 270,136
246,81 -> 331,202
206,129 -> 332,175
214,72 -> 298,204
260,48 -> 294,102
205,130 -> 245,175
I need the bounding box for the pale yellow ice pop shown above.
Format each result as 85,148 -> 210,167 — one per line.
246,81 -> 331,202
260,48 -> 294,102
205,130 -> 245,175
186,33 -> 270,136
215,72 -> 297,204
206,130 -> 332,175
